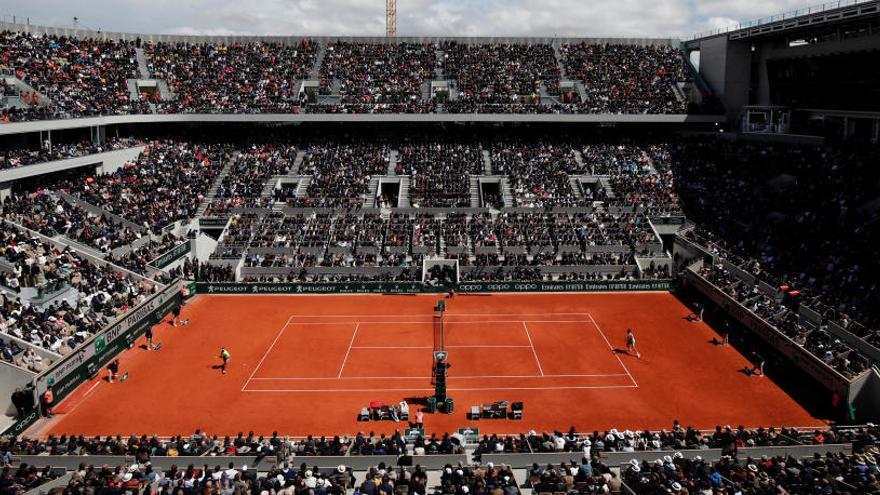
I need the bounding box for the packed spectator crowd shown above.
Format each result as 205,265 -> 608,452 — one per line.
559,43 -> 689,114
319,42 -> 436,111
4,191 -> 144,254
398,141 -> 482,208
0,136 -> 141,170
4,141 -> 225,236
699,257 -> 869,379
624,448 -> 880,494
490,142 -> 584,208
673,138 -> 880,360
1,31 -> 702,118
0,424 -> 877,495
214,208 -> 666,282
291,143 -> 386,208
0,223 -> 155,358
147,40 -> 318,114
441,42 -> 561,109
107,234 -> 183,277
0,31 -> 147,121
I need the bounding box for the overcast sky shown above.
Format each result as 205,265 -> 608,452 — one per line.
1,0 -> 818,38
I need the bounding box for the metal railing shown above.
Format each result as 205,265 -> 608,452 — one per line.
690,0 -> 876,40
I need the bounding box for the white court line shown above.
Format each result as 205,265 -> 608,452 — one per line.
350,345 -> 533,349
337,322 -> 360,378
242,315 -> 294,392
284,320 -> 597,325
61,380 -> 102,416
272,312 -> 594,317
243,384 -> 640,393
521,321 -> 545,377
587,313 -> 638,387
249,373 -> 629,380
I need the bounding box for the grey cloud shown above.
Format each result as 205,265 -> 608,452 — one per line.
2,0 -> 812,37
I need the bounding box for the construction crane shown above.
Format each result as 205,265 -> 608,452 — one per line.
386,0 -> 397,37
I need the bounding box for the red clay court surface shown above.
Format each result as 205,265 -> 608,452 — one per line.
39,292 -> 825,437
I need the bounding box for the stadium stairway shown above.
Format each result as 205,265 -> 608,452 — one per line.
469,177 -> 482,208
295,176 -> 312,199
671,82 -> 687,105
290,150 -> 306,175
568,176 -> 585,200
126,79 -> 140,102
575,82 -> 588,104
500,177 -> 514,207
309,44 -> 327,80
434,48 -> 445,78
398,177 -> 411,208
552,41 -> 567,79
155,79 -> 173,101
388,150 -> 399,176
438,215 -> 447,255
573,150 -> 588,174
641,150 -> 658,174
482,149 -> 492,174
260,175 -> 286,199
134,48 -> 150,79
195,159 -> 235,218
539,84 -> 552,102
365,177 -> 381,208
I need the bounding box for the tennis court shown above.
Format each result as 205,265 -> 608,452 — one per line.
38,292 -> 824,437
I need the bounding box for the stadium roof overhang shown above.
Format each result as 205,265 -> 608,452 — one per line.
686,0 -> 880,47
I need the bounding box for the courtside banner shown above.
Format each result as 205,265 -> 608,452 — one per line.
33,281 -> 183,405
194,280 -> 672,295
454,280 -> 672,293
1,407 -> 40,437
149,240 -> 192,269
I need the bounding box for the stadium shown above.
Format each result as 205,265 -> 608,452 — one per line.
1,0 -> 880,493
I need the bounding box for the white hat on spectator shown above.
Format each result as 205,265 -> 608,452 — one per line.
337,465 -> 346,473
663,456 -> 673,464
651,440 -> 661,449
486,462 -> 494,469
673,452 -> 683,459
462,487 -> 469,494
671,482 -> 682,491
122,473 -> 133,482
629,459 -> 639,467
